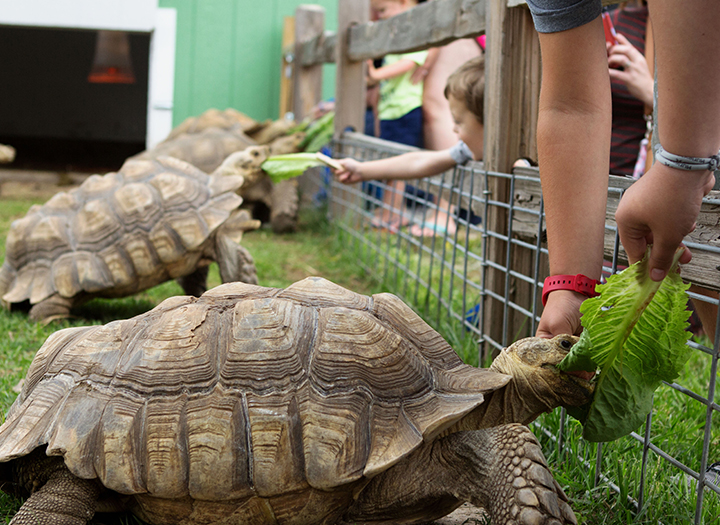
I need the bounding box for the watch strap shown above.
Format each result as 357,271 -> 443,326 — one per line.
542,274 -> 601,306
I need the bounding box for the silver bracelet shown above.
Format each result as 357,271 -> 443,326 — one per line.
654,144 -> 720,172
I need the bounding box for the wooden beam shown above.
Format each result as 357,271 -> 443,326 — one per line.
480,1 -> 541,355
279,16 -> 295,119
297,31 -> 337,66
334,0 -> 369,138
347,0 -> 486,61
292,5 -> 325,122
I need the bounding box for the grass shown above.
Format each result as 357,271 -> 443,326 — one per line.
0,187 -> 718,524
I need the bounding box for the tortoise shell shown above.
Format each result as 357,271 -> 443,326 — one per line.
0,277 -> 509,518
0,156 -> 246,307
165,108 -> 263,141
134,127 -> 257,174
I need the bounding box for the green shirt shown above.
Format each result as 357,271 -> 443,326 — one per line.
378,50 -> 428,121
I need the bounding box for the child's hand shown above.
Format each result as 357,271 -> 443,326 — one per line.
366,60 -> 378,86
334,158 -> 364,184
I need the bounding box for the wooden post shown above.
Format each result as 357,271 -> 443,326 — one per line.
335,0 -> 369,137
482,0 -> 541,356
293,5 -> 325,122
279,16 -> 295,119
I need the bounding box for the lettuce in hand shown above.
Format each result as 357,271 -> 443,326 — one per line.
558,249 -> 692,442
261,152 -> 341,184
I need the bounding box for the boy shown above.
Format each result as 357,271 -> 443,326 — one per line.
335,56 -> 485,236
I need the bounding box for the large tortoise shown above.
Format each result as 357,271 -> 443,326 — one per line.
0,153 -> 262,322
0,277 -> 592,524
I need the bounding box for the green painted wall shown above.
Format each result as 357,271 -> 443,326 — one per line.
159,0 -> 337,125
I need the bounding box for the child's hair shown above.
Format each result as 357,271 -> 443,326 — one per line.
444,55 -> 485,124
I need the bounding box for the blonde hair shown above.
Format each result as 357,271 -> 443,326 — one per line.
444,55 -> 485,124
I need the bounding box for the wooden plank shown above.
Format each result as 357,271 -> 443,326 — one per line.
479,1 -> 541,354
509,167 -> 720,292
292,5 -> 325,121
334,0 -> 369,138
298,30 -> 337,66
347,0 -> 486,61
279,16 -> 295,119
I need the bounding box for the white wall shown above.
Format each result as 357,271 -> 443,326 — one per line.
0,0 -> 158,32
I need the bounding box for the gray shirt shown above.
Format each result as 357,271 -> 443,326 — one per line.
449,140 -> 475,165
525,0 -> 602,34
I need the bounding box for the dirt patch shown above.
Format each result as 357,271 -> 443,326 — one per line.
0,169 -> 86,201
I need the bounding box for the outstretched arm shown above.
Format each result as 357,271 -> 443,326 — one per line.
334,150 -> 457,184
534,17 -> 612,338
615,0 -> 719,280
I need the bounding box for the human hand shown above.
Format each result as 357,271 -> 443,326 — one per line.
366,60 -> 378,86
536,290 -> 585,339
410,65 -> 429,85
607,33 -> 654,106
615,162 -> 714,280
333,158 -> 364,184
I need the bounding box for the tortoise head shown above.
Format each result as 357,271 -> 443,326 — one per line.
213,146 -> 270,187
490,335 -> 594,415
268,132 -> 306,156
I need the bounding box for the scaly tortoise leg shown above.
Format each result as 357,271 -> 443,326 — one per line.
11,455 -> 101,525
29,294 -> 74,323
346,423 -> 576,525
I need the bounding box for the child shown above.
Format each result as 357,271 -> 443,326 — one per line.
335,55 -> 485,236
365,0 -> 428,229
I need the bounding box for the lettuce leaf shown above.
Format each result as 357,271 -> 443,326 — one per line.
300,111 -> 334,153
261,153 -> 326,183
558,249 -> 692,442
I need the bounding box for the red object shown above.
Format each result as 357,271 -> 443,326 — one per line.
542,274 -> 601,306
602,12 -> 618,46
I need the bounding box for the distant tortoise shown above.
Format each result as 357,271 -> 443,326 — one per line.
0,276 -> 592,524
0,153 -> 261,322
165,107 -> 263,141
0,144 -> 16,163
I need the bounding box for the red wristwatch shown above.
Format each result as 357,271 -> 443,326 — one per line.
542,274 -> 601,306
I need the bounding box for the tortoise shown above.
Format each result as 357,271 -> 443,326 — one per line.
165,108 -> 263,141
0,276 -> 593,525
0,144 -> 16,163
0,153 -> 262,322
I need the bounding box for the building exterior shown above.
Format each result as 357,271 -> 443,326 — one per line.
0,0 -> 337,155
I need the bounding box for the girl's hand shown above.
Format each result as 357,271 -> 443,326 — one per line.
607,33 -> 654,106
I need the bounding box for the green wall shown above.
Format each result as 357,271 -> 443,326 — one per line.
159,0 -> 338,125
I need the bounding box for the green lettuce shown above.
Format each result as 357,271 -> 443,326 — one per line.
558,249 -> 692,442
261,153 -> 326,183
300,111 -> 334,153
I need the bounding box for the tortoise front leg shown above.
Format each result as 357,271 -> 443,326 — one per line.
11,457 -> 101,525
346,424 -> 576,525
29,294 -> 74,323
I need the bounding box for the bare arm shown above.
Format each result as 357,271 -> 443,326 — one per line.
535,17 -> 612,338
615,0 -> 719,280
334,150 -> 457,184
367,59 -> 417,85
410,47 -> 440,84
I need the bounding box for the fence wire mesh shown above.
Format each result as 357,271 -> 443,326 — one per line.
302,132 -> 720,523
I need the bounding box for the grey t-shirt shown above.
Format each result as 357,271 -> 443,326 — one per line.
449,140 -> 475,165
526,0 -> 602,34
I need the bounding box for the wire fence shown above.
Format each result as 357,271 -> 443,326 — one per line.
302,132 -> 720,523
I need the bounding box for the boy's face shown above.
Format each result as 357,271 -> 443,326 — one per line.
448,95 -> 484,160
372,0 -> 410,20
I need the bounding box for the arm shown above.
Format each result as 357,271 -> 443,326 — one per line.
410,47 -> 440,84
535,17 -> 612,338
615,0 -> 719,280
334,150 -> 457,184
367,59 -> 417,85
